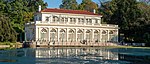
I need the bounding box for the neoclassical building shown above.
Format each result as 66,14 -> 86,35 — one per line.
25,7 -> 119,46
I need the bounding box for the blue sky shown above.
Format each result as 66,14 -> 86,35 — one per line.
44,0 -> 100,8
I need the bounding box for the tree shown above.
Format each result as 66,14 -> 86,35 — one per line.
0,12 -> 17,42
78,0 -> 98,12
60,0 -> 78,10
0,0 -> 47,42
98,0 -> 117,23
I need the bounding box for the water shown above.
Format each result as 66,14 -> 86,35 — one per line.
0,47 -> 150,64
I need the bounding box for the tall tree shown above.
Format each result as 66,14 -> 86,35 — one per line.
0,0 -> 47,42
111,0 -> 142,42
60,0 -> 78,10
98,0 -> 117,23
0,12 -> 17,42
78,0 -> 98,12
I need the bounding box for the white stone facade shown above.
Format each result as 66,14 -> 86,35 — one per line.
25,9 -> 119,45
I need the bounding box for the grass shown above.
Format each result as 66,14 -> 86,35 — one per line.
0,42 -> 16,45
0,42 -> 18,50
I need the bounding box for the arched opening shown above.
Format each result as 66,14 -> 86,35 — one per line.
86,30 -> 92,42
109,30 -> 117,42
77,29 -> 83,42
50,29 -> 57,42
94,30 -> 99,42
68,29 -> 75,42
40,28 -> 48,41
102,30 -> 107,42
59,29 -> 66,42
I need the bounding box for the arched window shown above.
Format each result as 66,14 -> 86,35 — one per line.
86,30 -> 91,42
77,29 -> 83,41
50,29 -> 57,42
102,30 -> 107,42
40,28 -> 48,41
109,30 -> 116,42
59,29 -> 66,42
102,30 -> 107,35
109,31 -> 114,34
94,30 -> 99,42
68,29 -> 75,42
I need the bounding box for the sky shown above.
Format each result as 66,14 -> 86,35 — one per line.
43,0 -> 100,8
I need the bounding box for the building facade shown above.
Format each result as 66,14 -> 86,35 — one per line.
25,8 -> 119,46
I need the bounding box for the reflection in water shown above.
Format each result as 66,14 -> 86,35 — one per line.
1,47 -> 150,64
36,47 -> 121,64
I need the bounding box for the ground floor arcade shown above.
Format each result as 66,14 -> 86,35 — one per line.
25,26 -> 118,45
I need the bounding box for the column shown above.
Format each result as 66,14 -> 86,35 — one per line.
38,28 -> 40,40
75,29 -> 77,42
57,28 -> 60,42
107,30 -> 110,42
83,29 -> 86,40
48,28 -> 51,41
66,28 -> 68,42
92,30 -> 94,42
116,30 -> 119,42
99,30 -> 102,42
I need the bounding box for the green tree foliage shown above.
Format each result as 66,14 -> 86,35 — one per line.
0,13 -> 17,42
78,0 -> 98,12
98,0 -> 117,23
60,0 -> 78,10
0,0 -> 47,42
99,0 -> 150,43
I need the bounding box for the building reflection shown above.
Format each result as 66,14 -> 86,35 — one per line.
0,47 -> 136,64
35,47 -> 118,61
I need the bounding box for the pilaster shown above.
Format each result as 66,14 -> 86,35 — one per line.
66,28 -> 68,42
75,29 -> 77,42
92,30 -> 94,42
48,28 -> 51,41
107,30 -> 110,42
83,29 -> 86,40
57,28 -> 60,42
99,30 -> 102,42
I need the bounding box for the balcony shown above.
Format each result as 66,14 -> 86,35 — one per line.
25,21 -> 118,28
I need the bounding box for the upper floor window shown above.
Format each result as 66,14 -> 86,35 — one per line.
95,19 -> 98,23
86,19 -> 92,25
86,19 -> 88,23
73,18 -> 76,23
60,17 -> 65,23
65,18 -> 68,23
89,19 -> 92,23
45,16 -> 49,21
70,18 -> 76,24
81,18 -> 84,24
78,18 -> 81,23
70,18 -> 73,23
95,19 -> 99,25
53,16 -> 59,22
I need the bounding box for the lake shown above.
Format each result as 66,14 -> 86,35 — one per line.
0,47 -> 150,64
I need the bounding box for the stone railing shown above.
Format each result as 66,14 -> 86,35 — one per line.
25,21 -> 118,28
